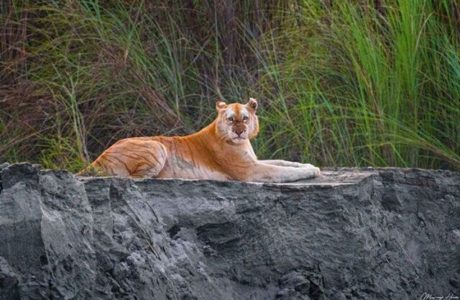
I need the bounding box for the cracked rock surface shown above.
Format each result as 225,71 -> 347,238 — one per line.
0,163 -> 459,299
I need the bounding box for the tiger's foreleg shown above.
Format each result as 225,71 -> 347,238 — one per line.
259,159 -> 317,169
247,162 -> 320,183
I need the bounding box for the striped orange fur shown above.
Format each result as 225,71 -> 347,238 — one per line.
78,98 -> 320,182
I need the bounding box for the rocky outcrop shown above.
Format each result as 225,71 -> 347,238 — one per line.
0,163 -> 459,299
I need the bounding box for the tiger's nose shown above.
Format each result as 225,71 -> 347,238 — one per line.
234,128 -> 245,136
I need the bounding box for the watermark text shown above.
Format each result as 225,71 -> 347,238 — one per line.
420,293 -> 459,300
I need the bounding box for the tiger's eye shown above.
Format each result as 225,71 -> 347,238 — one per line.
227,117 -> 234,122
243,116 -> 249,122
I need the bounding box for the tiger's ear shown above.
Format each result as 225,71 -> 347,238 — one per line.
246,98 -> 258,111
216,100 -> 227,111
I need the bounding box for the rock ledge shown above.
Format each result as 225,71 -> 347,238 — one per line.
0,163 -> 459,299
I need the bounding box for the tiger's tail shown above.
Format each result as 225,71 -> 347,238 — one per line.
76,162 -> 105,176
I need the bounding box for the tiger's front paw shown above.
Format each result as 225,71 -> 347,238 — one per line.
304,164 -> 320,177
313,167 -> 321,177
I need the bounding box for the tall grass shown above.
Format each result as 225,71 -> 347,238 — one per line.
255,0 -> 460,169
1,0 -> 459,171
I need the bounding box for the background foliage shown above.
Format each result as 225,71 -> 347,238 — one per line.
1,0 -> 459,171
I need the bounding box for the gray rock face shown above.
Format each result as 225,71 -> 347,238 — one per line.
0,163 -> 459,300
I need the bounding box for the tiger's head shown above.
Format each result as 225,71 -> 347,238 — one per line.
215,98 -> 259,144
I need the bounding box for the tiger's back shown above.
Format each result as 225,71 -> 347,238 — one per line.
78,133 -> 235,180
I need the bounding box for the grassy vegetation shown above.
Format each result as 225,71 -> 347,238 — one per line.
1,0 -> 459,171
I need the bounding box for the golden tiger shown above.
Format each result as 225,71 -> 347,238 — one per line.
77,98 -> 320,182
